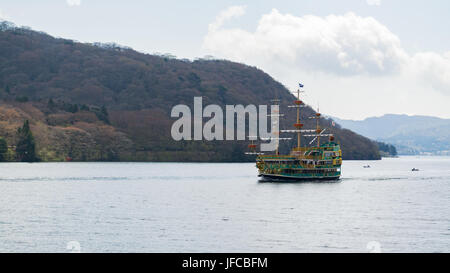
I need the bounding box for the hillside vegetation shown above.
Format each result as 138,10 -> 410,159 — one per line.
0,21 -> 381,161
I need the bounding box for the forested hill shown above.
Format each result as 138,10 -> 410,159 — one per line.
0,21 -> 381,161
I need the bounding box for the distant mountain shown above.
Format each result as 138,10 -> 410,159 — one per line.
333,114 -> 450,155
0,21 -> 381,161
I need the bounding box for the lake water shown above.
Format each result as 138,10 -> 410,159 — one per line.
0,156 -> 449,253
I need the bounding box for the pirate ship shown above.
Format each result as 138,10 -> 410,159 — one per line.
248,84 -> 342,181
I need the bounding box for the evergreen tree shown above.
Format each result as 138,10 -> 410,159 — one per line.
0,137 -> 7,162
101,105 -> 108,117
80,104 -> 90,111
15,95 -> 28,102
47,98 -> 56,110
96,105 -> 110,124
16,120 -> 38,162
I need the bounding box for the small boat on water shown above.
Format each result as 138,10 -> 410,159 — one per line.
248,83 -> 342,182
363,165 -> 371,168
411,168 -> 419,171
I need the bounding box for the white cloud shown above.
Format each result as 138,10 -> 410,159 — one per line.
208,5 -> 246,32
202,7 -> 450,119
408,52 -> 450,94
366,0 -> 381,6
66,0 -> 81,7
204,9 -> 408,76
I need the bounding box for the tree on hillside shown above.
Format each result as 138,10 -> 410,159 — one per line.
16,120 -> 38,162
95,105 -> 110,124
47,98 -> 56,110
0,137 -> 7,162
376,141 -> 397,156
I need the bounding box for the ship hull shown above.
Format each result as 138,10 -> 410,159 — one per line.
259,173 -> 340,182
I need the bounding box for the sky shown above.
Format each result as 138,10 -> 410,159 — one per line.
0,0 -> 449,120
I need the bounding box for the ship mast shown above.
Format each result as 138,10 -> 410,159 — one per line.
293,85 -> 304,150
314,108 -> 321,147
307,108 -> 334,146
317,112 -> 321,147
296,89 -> 301,148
